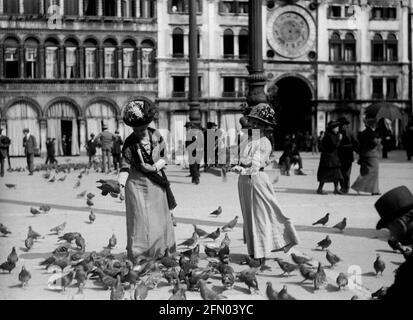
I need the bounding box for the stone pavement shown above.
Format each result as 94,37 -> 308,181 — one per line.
0,151 -> 412,300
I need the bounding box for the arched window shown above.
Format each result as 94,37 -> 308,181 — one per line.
372,33 -> 384,62
386,33 -> 398,62
64,38 -> 79,79
122,39 -> 137,79
344,32 -> 356,62
86,102 -> 117,139
329,32 -> 342,61
103,38 -> 117,79
4,37 -> 20,78
84,38 -> 98,79
172,28 -> 184,57
24,38 -> 39,79
141,39 -> 156,78
84,0 -> 97,16
103,0 -> 116,16
223,29 -> 234,57
45,37 -> 60,79
239,29 -> 248,58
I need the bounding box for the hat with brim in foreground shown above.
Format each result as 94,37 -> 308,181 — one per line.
246,103 -> 276,126
123,99 -> 157,127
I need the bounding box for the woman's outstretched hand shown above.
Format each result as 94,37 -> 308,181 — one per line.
155,159 -> 167,171
231,165 -> 244,174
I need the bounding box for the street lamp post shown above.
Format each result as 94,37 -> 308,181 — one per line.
246,0 -> 267,108
188,0 -> 201,126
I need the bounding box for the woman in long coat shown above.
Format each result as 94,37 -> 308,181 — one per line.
351,118 -> 381,195
316,121 -> 343,195
232,104 -> 300,266
118,100 -> 176,260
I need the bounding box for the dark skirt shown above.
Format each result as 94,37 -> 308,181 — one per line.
317,166 -> 343,183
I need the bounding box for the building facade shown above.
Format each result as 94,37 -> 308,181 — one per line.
0,0 -> 157,156
158,0 -> 413,149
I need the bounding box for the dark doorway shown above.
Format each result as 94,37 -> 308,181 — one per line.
270,76 -> 313,150
61,120 -> 72,156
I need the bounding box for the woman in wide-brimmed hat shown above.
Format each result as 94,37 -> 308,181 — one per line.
351,117 -> 381,195
316,120 -> 344,194
118,99 -> 176,259
232,103 -> 300,266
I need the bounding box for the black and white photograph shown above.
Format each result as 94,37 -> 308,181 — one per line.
0,0 -> 412,304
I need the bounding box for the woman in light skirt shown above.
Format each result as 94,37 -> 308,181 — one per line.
232,104 -> 300,266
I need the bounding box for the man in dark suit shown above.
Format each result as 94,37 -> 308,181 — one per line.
23,128 -> 37,175
95,124 -> 116,173
112,130 -> 123,173
185,122 -> 203,185
0,128 -> 11,177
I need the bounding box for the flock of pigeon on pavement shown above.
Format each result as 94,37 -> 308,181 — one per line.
0,161 -> 410,300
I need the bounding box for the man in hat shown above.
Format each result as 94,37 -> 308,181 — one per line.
337,117 -> 359,194
0,128 -> 11,177
185,122 -> 203,184
374,186 -> 413,299
96,124 -> 116,173
22,128 -> 37,175
86,133 -> 97,166
204,121 -> 218,172
112,130 -> 123,173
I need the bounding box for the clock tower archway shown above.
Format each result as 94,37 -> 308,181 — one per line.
270,75 -> 314,150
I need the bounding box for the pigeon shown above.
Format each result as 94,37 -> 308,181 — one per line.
48,271 -> 74,291
74,180 -> 81,189
134,281 -> 149,300
312,213 -> 330,226
204,245 -> 219,258
77,190 -> 87,198
221,271 -> 235,290
75,235 -> 86,252
50,222 -> 66,235
333,218 -> 347,232
185,268 -> 213,291
206,228 -> 220,241
387,237 -> 402,252
74,267 -> 87,286
241,255 -> 260,268
39,205 -> 51,213
266,282 -> 278,300
168,287 -> 187,300
299,264 -> 317,283
274,258 -> 298,276
237,268 -> 259,294
30,207 -> 41,216
87,193 -> 95,200
0,261 -> 16,273
43,171 -> 51,179
316,235 -> 332,250
7,247 -> 18,264
313,262 -> 327,291
58,232 -> 82,243
371,286 -> 388,299
326,250 -> 341,267
336,272 -> 348,290
221,216 -> 239,232
25,237 -> 34,251
89,210 -> 96,223
209,206 -> 222,217
193,224 -> 208,237
19,266 -> 31,287
199,279 -> 227,300
278,285 -> 296,300
108,233 -> 117,249
49,176 -> 56,183
58,175 -> 67,182
110,275 -> 125,300
27,226 -> 42,240
178,232 -> 199,248
0,223 -> 12,236
220,233 -> 231,248
5,183 -> 17,189
96,179 -> 121,196
291,253 -> 312,266
160,249 -> 179,268
86,199 -> 94,207
373,254 -> 385,276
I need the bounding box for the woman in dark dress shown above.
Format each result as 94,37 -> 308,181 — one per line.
316,120 -> 343,195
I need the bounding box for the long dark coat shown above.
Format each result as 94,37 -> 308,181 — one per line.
317,131 -> 343,183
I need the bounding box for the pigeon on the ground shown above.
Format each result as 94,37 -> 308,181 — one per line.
237,268 -> 259,294
299,264 -> 317,283
316,236 -> 332,250
291,253 -> 312,266
50,222 -> 66,235
74,180 -> 81,189
108,233 -> 117,248
204,245 -> 219,258
5,183 -> 17,189
371,286 -> 388,299
206,228 -> 220,241
0,261 -> 16,273
89,210 -> 96,223
326,250 -> 341,267
27,226 -> 42,240
336,272 -> 348,290
373,254 -> 385,276
110,275 -> 125,300
133,281 -> 149,300
58,232 -> 82,243
0,223 -> 12,236
86,199 -> 94,207
58,175 -> 67,182
221,270 -> 235,290
266,282 -> 278,300
178,232 -> 199,248
96,179 -> 120,196
241,255 -> 260,269
48,271 -> 74,291
19,266 -> 31,287
312,213 -> 330,226
49,176 -> 56,183
221,216 -> 238,232
39,205 -> 51,213
7,247 -> 18,264
169,287 -> 187,300
220,233 -> 231,248
274,258 -> 298,276
192,224 -> 208,237
209,206 -> 222,217
87,193 -> 95,200
278,285 -> 296,300
25,237 -> 34,251
77,190 -> 87,198
199,279 -> 226,300
30,207 -> 41,216
333,218 -> 347,232
75,235 -> 86,252
313,262 -> 327,291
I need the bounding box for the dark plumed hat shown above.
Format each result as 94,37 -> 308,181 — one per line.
123,99 -> 157,127
246,103 -> 276,126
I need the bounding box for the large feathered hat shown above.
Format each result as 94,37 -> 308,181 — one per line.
246,103 -> 276,126
122,99 -> 157,127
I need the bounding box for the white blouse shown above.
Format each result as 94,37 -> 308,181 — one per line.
239,136 -> 272,175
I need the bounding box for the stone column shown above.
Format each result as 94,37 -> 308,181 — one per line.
60,0 -> 64,15
117,0 -> 121,17
246,0 -> 267,107
19,0 -> 24,14
188,0 -> 200,124
0,0 -> 3,14
98,0 -> 103,16
19,46 -> 25,78
59,45 -> 65,78
78,0 -> 83,16
98,46 -> 104,78
40,118 -> 47,157
117,46 -> 123,78
234,34 -> 239,58
79,118 -> 87,155
142,0 -> 148,18
39,0 -> 44,14
0,45 -> 3,79
135,0 -> 140,17
183,34 -> 189,57
38,45 -> 45,78
78,46 -> 85,78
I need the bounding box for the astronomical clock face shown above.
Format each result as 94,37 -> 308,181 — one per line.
267,5 -> 316,59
